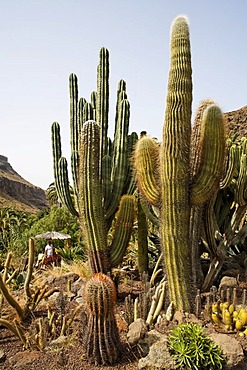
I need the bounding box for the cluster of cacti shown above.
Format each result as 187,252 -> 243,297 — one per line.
133,16 -> 226,311
202,136 -> 247,291
211,301 -> 247,335
51,47 -> 137,364
0,239 -> 82,350
124,258 -> 175,326
52,48 -> 137,273
0,238 -> 59,322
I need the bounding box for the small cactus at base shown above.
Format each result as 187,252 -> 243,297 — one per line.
211,301 -> 247,334
84,273 -> 120,365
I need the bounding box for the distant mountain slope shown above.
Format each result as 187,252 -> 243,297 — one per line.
224,105 -> 247,140
0,155 -> 48,213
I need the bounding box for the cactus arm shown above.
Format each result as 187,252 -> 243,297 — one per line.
140,199 -> 160,227
90,91 -> 97,121
137,196 -> 149,273
105,99 -> 130,220
204,192 -> 220,256
91,91 -> 97,109
83,102 -> 95,123
115,80 -> 127,127
133,135 -> 160,207
161,16 -> 193,312
51,121 -> 64,203
2,252 -> 12,283
235,153 -> 247,206
71,150 -> 79,207
220,144 -> 237,189
69,73 -> 79,153
123,132 -> 138,195
102,154 -> 112,208
190,99 -> 215,178
58,157 -> 78,217
24,238 -> 35,299
96,47 -> 109,160
78,121 -> 108,273
0,318 -> 20,339
189,100 -> 222,289
190,104 -> 225,206
109,195 -> 135,267
0,274 -> 24,321
51,121 -> 78,215
78,97 -> 87,129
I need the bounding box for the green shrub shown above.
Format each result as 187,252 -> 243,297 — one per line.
167,323 -> 226,370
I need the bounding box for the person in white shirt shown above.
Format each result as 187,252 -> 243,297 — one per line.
44,241 -> 54,258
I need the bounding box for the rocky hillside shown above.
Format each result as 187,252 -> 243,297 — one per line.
0,155 -> 48,214
224,105 -> 247,139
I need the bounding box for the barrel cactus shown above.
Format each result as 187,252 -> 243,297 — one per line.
84,272 -> 120,365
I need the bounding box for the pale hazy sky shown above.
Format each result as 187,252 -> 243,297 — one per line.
1,0 -> 246,190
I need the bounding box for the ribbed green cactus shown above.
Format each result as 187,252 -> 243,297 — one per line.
51,48 -> 137,364
51,47 -> 137,273
133,16 -> 225,312
84,272 -> 120,365
202,137 -> 247,291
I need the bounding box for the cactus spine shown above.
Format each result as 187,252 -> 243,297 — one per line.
134,16 -> 225,312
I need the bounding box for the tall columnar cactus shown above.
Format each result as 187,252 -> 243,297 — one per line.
51,48 -> 137,364
51,47 -> 137,273
133,16 -> 225,312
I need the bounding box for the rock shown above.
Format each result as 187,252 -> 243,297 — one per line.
0,350 -> 6,363
48,335 -> 68,349
76,285 -> 85,298
224,106 -> 247,141
209,332 -> 246,370
8,351 -> 40,369
115,313 -> 128,332
173,310 -> 186,323
127,318 -> 148,345
138,329 -> 166,357
219,276 -> 238,289
138,337 -> 175,370
0,155 -> 48,213
46,291 -> 61,307
75,296 -> 84,305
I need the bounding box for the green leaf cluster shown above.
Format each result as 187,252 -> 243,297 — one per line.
168,323 -> 226,370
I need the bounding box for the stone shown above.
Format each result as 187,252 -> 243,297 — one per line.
75,296 -> 84,305
219,276 -> 238,289
8,351 -> 40,369
138,338 -> 175,370
209,332 -> 247,370
0,350 -> 6,363
127,318 -> 148,345
48,335 -> 68,349
138,329 -> 166,357
0,155 -> 48,212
